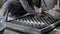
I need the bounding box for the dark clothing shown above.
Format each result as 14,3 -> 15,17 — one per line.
2,0 -> 36,16
9,2 -> 28,16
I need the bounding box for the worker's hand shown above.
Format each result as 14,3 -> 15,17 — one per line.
35,13 -> 45,17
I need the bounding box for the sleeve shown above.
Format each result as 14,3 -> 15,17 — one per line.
2,0 -> 16,11
19,0 -> 36,15
1,0 -> 16,16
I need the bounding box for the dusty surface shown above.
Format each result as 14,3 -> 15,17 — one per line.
4,29 -> 20,34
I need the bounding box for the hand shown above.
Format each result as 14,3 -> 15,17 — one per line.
35,13 -> 45,17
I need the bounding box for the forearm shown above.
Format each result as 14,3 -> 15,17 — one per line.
1,0 -> 16,16
19,0 -> 36,15
2,0 -> 16,10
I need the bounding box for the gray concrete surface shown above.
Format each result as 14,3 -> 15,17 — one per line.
4,29 -> 20,34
